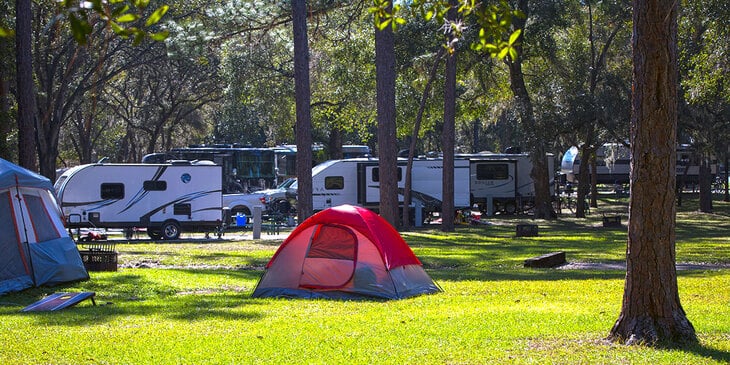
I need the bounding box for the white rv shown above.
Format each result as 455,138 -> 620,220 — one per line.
301,157 -> 471,213
561,143 -> 717,185
299,153 -> 552,215
462,153 -> 554,214
54,161 -> 223,240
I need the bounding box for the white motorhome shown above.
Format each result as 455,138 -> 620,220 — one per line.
54,161 -> 223,240
299,153 -> 552,216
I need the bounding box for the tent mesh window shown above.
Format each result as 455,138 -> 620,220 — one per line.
299,225 -> 357,289
24,194 -> 61,242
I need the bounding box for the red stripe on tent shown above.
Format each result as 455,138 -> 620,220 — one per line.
6,188 -> 31,275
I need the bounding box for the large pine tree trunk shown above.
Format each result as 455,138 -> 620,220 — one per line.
698,157 -> 713,213
292,0 -> 313,223
15,0 -> 37,170
441,3 -> 457,232
609,0 -> 697,345
375,5 -> 399,228
507,0 -> 555,219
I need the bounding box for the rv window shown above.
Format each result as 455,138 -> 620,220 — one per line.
143,180 -> 167,191
325,176 -> 344,190
174,203 -> 191,216
371,167 -> 403,182
100,183 -> 124,199
476,164 -> 509,180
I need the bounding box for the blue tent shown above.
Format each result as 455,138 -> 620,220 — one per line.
0,158 -> 88,296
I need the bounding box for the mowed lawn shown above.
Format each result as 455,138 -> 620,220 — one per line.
1,196 -> 728,364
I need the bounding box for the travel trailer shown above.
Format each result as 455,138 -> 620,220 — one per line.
461,153 -> 554,214
54,161 -> 223,240
561,144 -> 718,185
296,153 -> 552,215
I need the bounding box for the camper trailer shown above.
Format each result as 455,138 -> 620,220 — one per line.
561,143 -> 718,185
462,153 -> 554,214
300,157 -> 471,213
54,161 -> 223,240
297,153 -> 551,215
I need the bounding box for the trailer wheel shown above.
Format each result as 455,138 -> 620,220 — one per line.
147,230 -> 162,240
161,220 -> 181,240
504,201 -> 517,215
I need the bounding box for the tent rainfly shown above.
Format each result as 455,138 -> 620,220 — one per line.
0,158 -> 88,296
252,204 -> 441,300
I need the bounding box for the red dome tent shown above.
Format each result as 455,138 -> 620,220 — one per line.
252,205 -> 440,299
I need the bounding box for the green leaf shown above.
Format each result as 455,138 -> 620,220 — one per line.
508,47 -> 518,61
132,30 -> 145,46
508,29 -> 521,45
69,14 -> 91,45
377,18 -> 391,31
111,5 -> 130,18
109,21 -> 126,36
145,5 -> 169,27
149,30 -> 169,41
134,0 -> 150,9
0,27 -> 15,38
498,46 -> 509,59
116,13 -> 139,23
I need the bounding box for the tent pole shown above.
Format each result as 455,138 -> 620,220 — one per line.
14,175 -> 36,285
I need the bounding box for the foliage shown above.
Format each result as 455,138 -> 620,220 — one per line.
56,0 -> 170,45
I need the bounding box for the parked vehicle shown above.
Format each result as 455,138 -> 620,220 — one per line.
222,191 -> 266,225
459,152 -> 555,214
54,161 -> 223,240
292,152 -> 552,216
561,143 -> 717,185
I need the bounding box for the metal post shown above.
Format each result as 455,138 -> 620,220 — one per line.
253,206 -> 262,239
415,199 -> 423,228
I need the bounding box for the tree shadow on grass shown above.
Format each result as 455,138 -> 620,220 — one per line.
684,343 -> 730,364
1,269 -> 271,326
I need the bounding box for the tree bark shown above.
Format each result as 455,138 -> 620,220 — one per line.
698,156 -> 712,213
507,0 -> 555,219
292,0 -> 313,222
609,0 -> 697,346
375,3 -> 399,228
441,3 -> 458,232
0,48 -> 11,160
15,0 -> 37,170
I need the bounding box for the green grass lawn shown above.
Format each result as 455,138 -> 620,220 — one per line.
1,196 -> 728,364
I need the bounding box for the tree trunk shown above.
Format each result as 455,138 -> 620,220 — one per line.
441,3 -> 457,232
15,0 -> 37,170
292,0 -> 313,223
507,0 -> 555,219
698,157 -> 712,213
576,144 -> 592,218
0,53 -> 11,160
609,0 -> 697,345
375,3 -> 399,228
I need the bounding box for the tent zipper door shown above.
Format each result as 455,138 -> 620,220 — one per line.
298,224 -> 358,289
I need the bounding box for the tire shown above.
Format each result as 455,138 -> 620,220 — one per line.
148,230 -> 162,240
504,201 -> 517,215
161,220 -> 181,240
